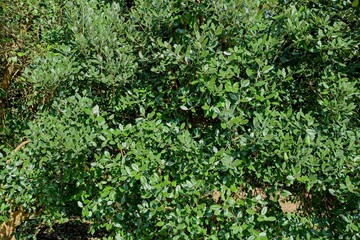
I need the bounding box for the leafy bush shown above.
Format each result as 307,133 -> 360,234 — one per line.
0,0 -> 65,146
1,0 -> 359,239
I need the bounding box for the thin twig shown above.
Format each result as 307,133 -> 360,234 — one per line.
14,139 -> 30,152
6,139 -> 30,164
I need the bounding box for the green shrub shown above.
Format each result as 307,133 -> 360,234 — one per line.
1,0 -> 359,239
0,0 -> 66,145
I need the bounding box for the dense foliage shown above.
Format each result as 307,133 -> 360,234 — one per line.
1,0 -> 359,239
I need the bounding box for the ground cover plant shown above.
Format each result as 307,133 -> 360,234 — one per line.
1,0 -> 359,239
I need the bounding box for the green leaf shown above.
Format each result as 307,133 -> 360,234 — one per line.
131,163 -> 139,172
246,208 -> 255,215
305,129 -> 316,140
351,223 -> 358,231
156,221 -> 165,227
260,207 -> 267,215
140,106 -> 145,116
241,80 -> 250,88
178,223 -> 186,230
102,186 -> 113,197
345,176 -> 355,192
210,204 -> 221,211
352,0 -> 359,7
174,44 -> 182,54
246,69 -> 254,77
17,52 -> 25,57
286,176 -> 295,181
340,214 -> 351,223
92,105 -> 99,115
255,81 -> 266,87
266,216 -> 276,221
262,65 -> 274,74
97,116 -> 105,125
180,106 -> 189,111
281,190 -> 292,197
